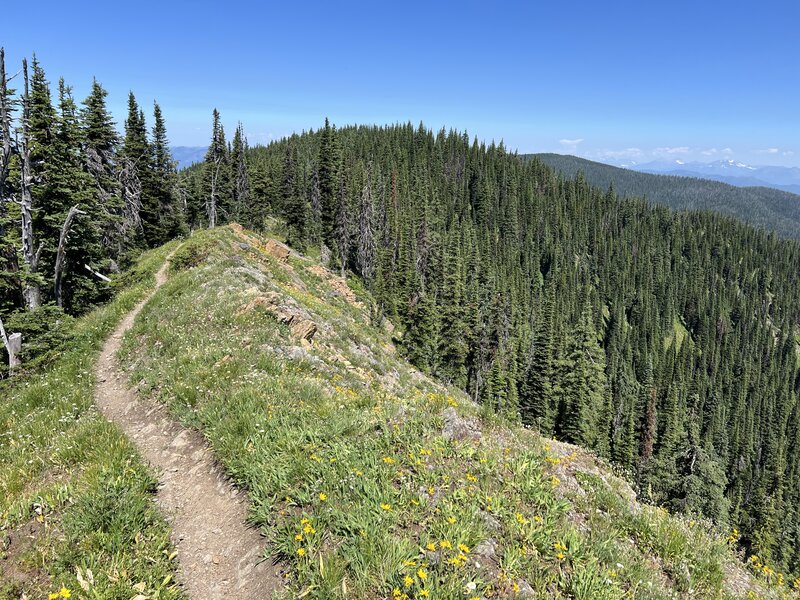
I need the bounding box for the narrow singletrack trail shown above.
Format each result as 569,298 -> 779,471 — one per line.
94,253 -> 283,599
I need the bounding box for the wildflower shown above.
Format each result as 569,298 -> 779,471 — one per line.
60,589 -> 72,598
466,473 -> 477,482
440,539 -> 452,549
295,533 -> 303,541
466,582 -> 477,591
417,568 -> 428,580
458,543 -> 470,554
556,552 -> 565,560
303,523 -> 316,534
49,594 -> 59,600
381,503 -> 393,511
420,590 -> 430,598
404,574 -> 414,588
447,398 -> 459,407
297,548 -> 306,556
319,493 -> 328,501
550,475 -> 560,487
383,456 -> 396,464
426,542 -> 437,552
446,516 -> 457,525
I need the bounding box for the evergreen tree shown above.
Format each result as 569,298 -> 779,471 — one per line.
557,298 -> 608,448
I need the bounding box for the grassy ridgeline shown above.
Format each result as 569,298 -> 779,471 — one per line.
120,226 -> 789,600
0,241 -> 183,600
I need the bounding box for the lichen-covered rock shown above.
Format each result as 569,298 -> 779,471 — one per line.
264,239 -> 290,262
290,318 -> 317,343
441,407 -> 481,441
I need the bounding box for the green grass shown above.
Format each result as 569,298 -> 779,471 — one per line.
120,226 -> 798,600
0,241 -> 183,600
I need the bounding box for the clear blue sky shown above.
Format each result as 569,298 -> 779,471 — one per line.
3,0 -> 799,166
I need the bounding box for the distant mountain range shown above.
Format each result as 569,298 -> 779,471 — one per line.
533,154 -> 800,239
616,158 -> 800,195
171,146 -> 207,168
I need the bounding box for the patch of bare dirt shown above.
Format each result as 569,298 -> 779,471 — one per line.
0,519 -> 52,596
93,251 -> 284,599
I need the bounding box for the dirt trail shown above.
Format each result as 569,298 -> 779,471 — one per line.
94,253 -> 283,599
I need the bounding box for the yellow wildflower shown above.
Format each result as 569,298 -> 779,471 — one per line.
446,516 -> 457,525
381,503 -> 392,511
60,589 -> 72,598
420,590 -> 430,598
440,539 -> 452,549
417,568 -> 428,580
383,456 -> 395,464
458,543 -> 470,554
319,493 -> 328,501
404,574 -> 414,588
426,542 -> 437,552
556,552 -> 565,560
297,547 -> 306,556
295,533 -> 303,541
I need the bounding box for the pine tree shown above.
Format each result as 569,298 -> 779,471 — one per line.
150,101 -> 183,242
520,278 -> 557,431
557,297 -> 608,448
120,92 -> 150,248
282,140 -> 307,250
202,109 -> 230,227
81,79 -> 122,259
230,122 -> 251,224
318,118 -> 340,250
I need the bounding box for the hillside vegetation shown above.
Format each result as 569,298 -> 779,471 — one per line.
534,153 -> 800,239
0,242 -> 182,600
118,225 -> 796,599
177,123 -> 800,578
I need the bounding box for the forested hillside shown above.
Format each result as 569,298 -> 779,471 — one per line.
178,122 -> 800,576
535,153 -> 800,239
2,50 -> 800,582
0,50 -> 185,325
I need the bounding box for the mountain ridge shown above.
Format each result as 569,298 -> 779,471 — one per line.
533,153 -> 800,238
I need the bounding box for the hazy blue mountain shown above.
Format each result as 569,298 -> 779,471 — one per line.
171,146 -> 207,169
533,153 -> 800,239
624,159 -> 800,194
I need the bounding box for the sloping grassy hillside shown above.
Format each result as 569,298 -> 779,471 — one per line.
120,226 -> 796,599
0,242 -> 183,600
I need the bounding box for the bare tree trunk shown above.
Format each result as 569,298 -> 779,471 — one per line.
207,156 -> 220,228
0,47 -> 13,195
19,59 -> 42,310
84,263 -> 111,282
54,205 -> 85,308
0,316 -> 21,373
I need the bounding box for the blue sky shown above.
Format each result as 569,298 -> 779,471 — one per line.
3,0 -> 799,166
